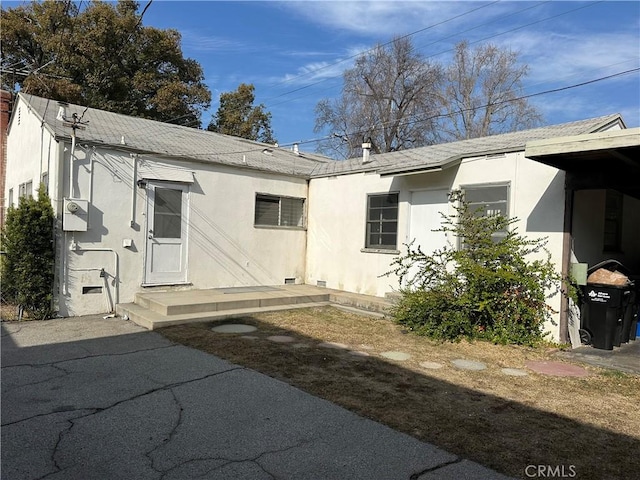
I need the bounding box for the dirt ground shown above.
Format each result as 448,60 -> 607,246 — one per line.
159,306 -> 639,480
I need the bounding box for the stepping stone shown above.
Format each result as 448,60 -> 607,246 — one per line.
380,351 -> 411,361
266,335 -> 296,343
348,350 -> 370,357
211,324 -> 257,334
240,335 -> 260,341
525,360 -> 590,377
451,359 -> 487,371
501,368 -> 529,377
419,361 -> 444,370
318,342 -> 349,349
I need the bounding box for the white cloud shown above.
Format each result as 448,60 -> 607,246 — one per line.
503,30 -> 640,87
276,1 -> 495,37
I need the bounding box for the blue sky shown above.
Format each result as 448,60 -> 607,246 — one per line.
140,0 -> 640,149
13,1 -> 640,150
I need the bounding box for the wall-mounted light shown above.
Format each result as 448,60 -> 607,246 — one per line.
136,179 -> 147,189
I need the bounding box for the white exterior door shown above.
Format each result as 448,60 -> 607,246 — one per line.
409,189 -> 450,255
144,182 -> 189,285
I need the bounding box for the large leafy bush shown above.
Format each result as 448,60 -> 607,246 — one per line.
1,184 -> 55,319
388,190 -> 559,346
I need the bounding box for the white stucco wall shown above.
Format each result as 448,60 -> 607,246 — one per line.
56,146 -> 309,316
306,151 -> 567,338
4,98 -> 58,205
306,173 -> 406,296
572,190 -> 640,273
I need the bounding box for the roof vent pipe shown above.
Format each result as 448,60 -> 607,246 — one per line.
362,140 -> 372,164
293,143 -> 299,155
56,101 -> 68,122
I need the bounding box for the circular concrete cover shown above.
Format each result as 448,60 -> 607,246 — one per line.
525,360 -> 590,377
419,361 -> 444,370
211,324 -> 257,334
501,368 -> 529,377
349,350 -> 370,357
451,359 -> 487,371
380,351 -> 411,361
266,335 -> 296,343
318,342 -> 349,349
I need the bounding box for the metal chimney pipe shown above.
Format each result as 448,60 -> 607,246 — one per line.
362,141 -> 371,164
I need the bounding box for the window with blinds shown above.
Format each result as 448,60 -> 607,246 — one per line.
255,194 -> 305,228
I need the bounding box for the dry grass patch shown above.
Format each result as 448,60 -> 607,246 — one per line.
159,306 -> 640,480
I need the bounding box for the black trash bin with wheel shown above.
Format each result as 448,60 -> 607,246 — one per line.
579,261 -> 632,350
581,284 -> 630,350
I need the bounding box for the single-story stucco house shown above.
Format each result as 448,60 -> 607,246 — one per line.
4,93 -> 640,341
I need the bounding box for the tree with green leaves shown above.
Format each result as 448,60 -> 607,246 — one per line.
387,190 -> 559,346
1,0 -> 211,127
1,184 -> 56,320
207,83 -> 276,144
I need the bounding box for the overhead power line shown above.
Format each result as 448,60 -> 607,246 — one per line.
279,67 -> 640,149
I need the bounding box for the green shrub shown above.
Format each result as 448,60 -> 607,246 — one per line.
1,184 -> 55,319
387,190 -> 559,346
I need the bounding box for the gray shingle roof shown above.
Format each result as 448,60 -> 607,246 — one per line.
310,114 -> 624,177
20,93 -> 624,180
19,93 -> 333,178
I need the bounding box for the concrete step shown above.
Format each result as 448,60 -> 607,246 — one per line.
135,292 -> 329,316
327,290 -> 393,315
117,285 -> 393,330
117,301 -> 331,330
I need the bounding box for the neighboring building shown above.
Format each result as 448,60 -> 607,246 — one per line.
0,90 -> 13,226
5,92 -> 640,341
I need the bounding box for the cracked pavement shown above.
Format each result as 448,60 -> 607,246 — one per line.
2,316 -> 514,479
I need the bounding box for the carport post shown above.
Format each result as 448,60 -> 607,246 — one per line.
559,185 -> 573,344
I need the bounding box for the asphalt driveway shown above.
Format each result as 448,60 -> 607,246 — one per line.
1,316 -> 513,480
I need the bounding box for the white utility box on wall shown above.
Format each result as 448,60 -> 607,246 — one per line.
63,198 -> 89,231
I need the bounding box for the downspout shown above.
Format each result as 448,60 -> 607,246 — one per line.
87,146 -> 96,228
131,154 -> 138,227
69,133 -> 77,198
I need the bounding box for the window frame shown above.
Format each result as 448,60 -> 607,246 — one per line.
254,193 -> 306,229
364,192 -> 399,251
460,183 -> 511,244
18,180 -> 33,199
